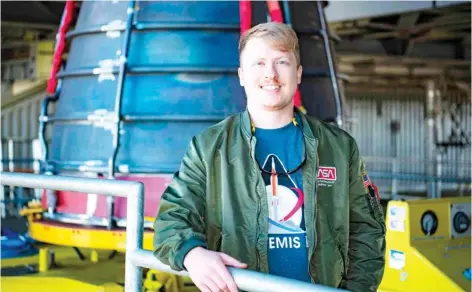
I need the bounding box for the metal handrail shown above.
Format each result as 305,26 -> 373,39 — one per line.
362,155 -> 471,166
0,172 -> 346,292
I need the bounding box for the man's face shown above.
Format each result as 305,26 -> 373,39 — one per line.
238,37 -> 302,112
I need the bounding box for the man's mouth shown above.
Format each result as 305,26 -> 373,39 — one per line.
260,85 -> 281,91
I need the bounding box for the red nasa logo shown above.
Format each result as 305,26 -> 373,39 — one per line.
317,167 -> 336,181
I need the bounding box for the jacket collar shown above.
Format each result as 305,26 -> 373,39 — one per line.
240,106 -> 316,140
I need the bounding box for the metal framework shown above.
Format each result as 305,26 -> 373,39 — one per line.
329,2 -> 471,90
0,172 -> 346,292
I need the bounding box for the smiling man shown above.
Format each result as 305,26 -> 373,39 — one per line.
154,22 -> 386,292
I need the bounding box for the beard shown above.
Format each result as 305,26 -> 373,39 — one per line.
260,98 -> 293,111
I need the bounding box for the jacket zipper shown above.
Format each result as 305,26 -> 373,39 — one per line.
308,139 -> 319,283
255,188 -> 261,271
250,135 -> 262,271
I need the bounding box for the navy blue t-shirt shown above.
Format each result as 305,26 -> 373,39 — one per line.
254,115 -> 311,283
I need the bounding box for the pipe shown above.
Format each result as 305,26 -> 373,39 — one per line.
434,87 -> 443,198
109,0 -> 136,178
316,1 -> 343,128
38,86 -> 61,172
107,0 -> 136,229
66,22 -> 240,38
282,0 -> 292,25
129,249 -> 345,292
46,114 -> 227,123
56,65 -> 344,78
369,171 -> 470,184
8,139 -> 14,172
124,175 -> 145,292
38,92 -> 60,210
425,80 -> 436,198
0,172 -> 141,198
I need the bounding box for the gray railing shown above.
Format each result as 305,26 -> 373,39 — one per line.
363,156 -> 471,199
0,172 -> 345,292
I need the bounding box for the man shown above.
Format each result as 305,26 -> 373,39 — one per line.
154,22 -> 386,292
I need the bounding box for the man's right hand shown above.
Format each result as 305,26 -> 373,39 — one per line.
183,246 -> 247,292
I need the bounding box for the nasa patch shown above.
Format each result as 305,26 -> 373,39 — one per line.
317,166 -> 336,187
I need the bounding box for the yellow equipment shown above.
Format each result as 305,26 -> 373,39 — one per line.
1,247 -> 125,292
20,203 -> 155,251
379,197 -> 471,292
1,245 -> 198,292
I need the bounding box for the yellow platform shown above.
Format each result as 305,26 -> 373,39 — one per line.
19,205 -> 156,251
1,277 -> 122,292
1,245 -> 197,292
27,219 -> 154,251
1,247 -> 126,292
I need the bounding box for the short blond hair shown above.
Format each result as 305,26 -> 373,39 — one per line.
239,22 -> 300,66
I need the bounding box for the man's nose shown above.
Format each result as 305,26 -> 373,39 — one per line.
264,63 -> 277,80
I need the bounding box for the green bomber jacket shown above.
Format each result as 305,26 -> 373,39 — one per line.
154,108 -> 386,292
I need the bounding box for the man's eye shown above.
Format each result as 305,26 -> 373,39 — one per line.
278,60 -> 289,65
255,61 -> 264,66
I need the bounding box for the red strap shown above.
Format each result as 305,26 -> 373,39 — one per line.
372,183 -> 380,202
293,89 -> 302,108
239,1 -> 252,34
46,0 -> 76,94
266,0 -> 284,23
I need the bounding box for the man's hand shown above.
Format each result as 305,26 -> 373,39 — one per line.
183,247 -> 247,292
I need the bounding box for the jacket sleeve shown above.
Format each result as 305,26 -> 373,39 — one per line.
153,136 -> 208,271
341,139 -> 386,292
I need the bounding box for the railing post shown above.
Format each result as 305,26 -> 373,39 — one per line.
7,139 -> 15,213
32,139 -> 43,200
436,153 -> 442,198
0,140 -> 5,218
425,80 -> 437,199
392,158 -> 398,200
8,139 -> 14,172
124,181 -> 145,292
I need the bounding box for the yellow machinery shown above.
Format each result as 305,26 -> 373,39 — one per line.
379,197 -> 471,292
19,201 -> 155,251
1,245 -> 191,292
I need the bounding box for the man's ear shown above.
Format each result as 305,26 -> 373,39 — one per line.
297,65 -> 303,84
238,67 -> 245,87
